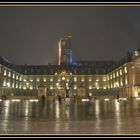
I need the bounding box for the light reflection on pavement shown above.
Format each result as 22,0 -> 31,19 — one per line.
0,98 -> 140,134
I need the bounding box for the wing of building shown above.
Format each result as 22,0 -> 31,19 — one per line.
0,38 -> 140,99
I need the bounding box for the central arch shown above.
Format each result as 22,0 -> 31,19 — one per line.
54,70 -> 73,99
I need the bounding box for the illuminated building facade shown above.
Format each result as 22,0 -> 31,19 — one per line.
0,41 -> 140,99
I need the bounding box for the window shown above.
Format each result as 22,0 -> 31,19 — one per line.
96,79 -> 99,82
74,85 -> 77,90
13,73 -> 15,79
81,78 -> 85,82
116,71 -> 119,77
120,78 -> 123,86
113,73 -> 115,79
88,78 -> 92,82
124,67 -> 127,73
120,69 -> 122,75
50,85 -> 53,90
74,77 -> 77,82
16,75 -> 18,80
50,77 -> 53,82
110,74 -> 112,80
89,85 -> 92,89
20,76 -> 22,81
125,76 -> 128,85
12,82 -> 14,88
43,78 -> 46,82
62,77 -> 65,81
16,82 -> 18,88
37,78 -> 40,82
103,77 -> 106,81
3,78 -> 6,86
66,78 -> 69,82
8,72 -> 11,77
4,70 -> 6,76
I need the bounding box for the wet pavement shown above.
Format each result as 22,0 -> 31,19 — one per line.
0,98 -> 140,135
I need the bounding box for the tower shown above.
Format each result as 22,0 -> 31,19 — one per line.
58,36 -> 72,65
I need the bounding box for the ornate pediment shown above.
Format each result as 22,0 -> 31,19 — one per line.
55,70 -> 72,76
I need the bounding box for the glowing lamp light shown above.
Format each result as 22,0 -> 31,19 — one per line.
104,98 -> 109,101
62,77 -> 65,80
7,82 -> 10,87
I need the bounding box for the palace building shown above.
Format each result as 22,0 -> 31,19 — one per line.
0,36 -> 140,99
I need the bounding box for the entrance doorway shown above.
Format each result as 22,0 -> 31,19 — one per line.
38,86 -> 46,97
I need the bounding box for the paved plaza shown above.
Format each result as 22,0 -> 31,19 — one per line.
0,97 -> 140,136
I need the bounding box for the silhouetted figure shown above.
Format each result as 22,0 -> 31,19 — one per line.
58,95 -> 61,102
117,94 -> 119,102
73,95 -> 76,101
42,95 -> 45,102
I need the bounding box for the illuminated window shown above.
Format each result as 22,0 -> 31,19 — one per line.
7,80 -> 10,87
66,78 -> 69,82
23,79 -> 27,82
8,72 -> 11,77
103,87 -> 106,89
30,79 -> 33,82
19,76 -> 22,81
3,78 -> 6,86
113,73 -> 115,79
89,85 -> 92,89
26,82 -> 29,86
116,71 -> 119,77
50,85 -> 53,90
120,78 -> 123,86
74,85 -> 77,90
110,74 -> 112,80
103,77 -> 106,81
74,77 -> 77,82
114,82 -> 119,87
89,92 -> 92,96
30,86 -> 33,90
50,77 -> 53,82
88,78 -> 92,82
120,69 -> 122,75
4,70 -> 6,76
23,86 -> 26,90
13,73 -> 15,79
81,78 -> 85,82
43,78 -> 46,82
58,78 -> 61,82
19,84 -> 22,89
16,83 -> 18,88
107,75 -> 109,80
56,82 -> 59,87
125,76 -> 128,85
124,67 -> 127,73
12,82 -> 14,88
16,75 -> 18,80
37,78 -> 40,82
62,77 -> 65,81
96,79 -> 99,82
95,82 -> 99,89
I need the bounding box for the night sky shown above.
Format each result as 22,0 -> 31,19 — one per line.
0,6 -> 140,65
